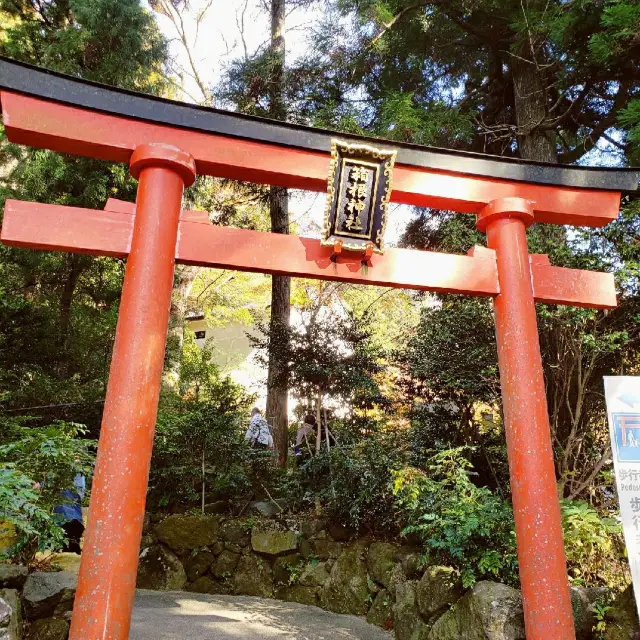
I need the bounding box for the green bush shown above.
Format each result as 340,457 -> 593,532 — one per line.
0,465 -> 64,561
392,446 -> 627,589
150,350 -> 256,510
300,435 -> 403,533
561,499 -> 626,590
393,448 -> 518,587
0,418 -> 95,563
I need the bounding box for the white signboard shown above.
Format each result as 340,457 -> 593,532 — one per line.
604,376 -> 640,615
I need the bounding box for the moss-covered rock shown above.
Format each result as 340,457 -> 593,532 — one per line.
321,545 -> 370,616
186,576 -> 230,595
428,581 -> 525,640
232,555 -> 273,597
0,565 -> 27,590
399,550 -> 424,580
603,586 -> 640,640
211,550 -> 240,579
155,515 -> 220,551
416,566 -> 462,619
275,585 -> 320,606
388,563 -> 407,602
28,617 -> 69,640
571,587 -> 598,640
367,589 -> 393,629
300,520 -> 327,539
299,561 -> 330,587
251,530 -> 298,557
136,545 -> 186,591
311,539 -> 343,560
220,523 -> 250,547
273,554 -> 302,586
393,581 -> 430,640
367,543 -> 399,589
185,550 -> 215,583
23,572 -> 77,620
0,589 -> 21,640
211,540 -> 225,556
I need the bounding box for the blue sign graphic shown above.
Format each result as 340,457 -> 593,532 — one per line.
613,413 -> 640,462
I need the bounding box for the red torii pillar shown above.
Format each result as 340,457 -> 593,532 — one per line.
69,144 -> 196,638
478,198 -> 574,635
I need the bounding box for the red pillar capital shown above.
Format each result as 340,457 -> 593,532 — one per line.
476,196 -> 534,233
130,142 -> 196,186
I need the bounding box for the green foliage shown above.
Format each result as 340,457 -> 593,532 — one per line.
588,0 -> 640,64
0,417 -> 95,562
150,341 -> 255,509
561,499 -> 625,589
0,465 -> 64,562
0,0 -> 167,91
0,0 -> 170,434
401,297 -> 499,406
300,434 -> 403,533
252,304 -> 385,414
393,448 -> 518,587
592,597 -> 614,637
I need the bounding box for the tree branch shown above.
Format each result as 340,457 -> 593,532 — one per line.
368,2 -> 427,49
558,79 -> 632,163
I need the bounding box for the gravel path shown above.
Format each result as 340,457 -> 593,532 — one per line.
131,590 -> 391,639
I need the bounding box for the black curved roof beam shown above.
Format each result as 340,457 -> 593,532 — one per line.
0,56 -> 637,229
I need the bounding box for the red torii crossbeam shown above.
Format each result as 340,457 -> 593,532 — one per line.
2,198 -> 617,309
1,56 -> 637,640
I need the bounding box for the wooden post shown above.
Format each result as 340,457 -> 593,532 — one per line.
478,197 -> 575,640
69,144 -> 196,640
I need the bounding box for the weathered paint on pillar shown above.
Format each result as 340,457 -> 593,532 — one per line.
478,197 -> 575,640
69,143 -> 196,640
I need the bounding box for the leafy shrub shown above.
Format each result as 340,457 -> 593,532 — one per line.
0,418 -> 95,562
392,446 -> 627,589
0,465 -> 64,561
393,448 -> 518,587
150,356 -> 256,510
561,499 -> 626,589
299,435 -> 403,533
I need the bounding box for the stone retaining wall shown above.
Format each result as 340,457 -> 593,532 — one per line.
1,513 -> 638,639
131,513 -> 614,640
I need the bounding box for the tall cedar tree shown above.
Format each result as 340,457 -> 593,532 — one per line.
266,0 -> 291,467
281,1 -> 638,162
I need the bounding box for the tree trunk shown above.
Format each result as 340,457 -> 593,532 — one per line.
164,265 -> 198,388
265,0 -> 290,467
315,390 -> 322,455
511,52 -> 557,163
201,442 -> 206,514
511,46 -> 565,252
324,406 -> 330,452
59,255 -> 84,376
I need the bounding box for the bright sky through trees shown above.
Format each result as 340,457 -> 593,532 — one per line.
148,0 -> 414,243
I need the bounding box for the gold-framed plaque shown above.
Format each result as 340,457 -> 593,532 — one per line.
322,140 -> 397,254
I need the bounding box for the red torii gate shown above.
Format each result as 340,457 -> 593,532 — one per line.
1,57 -> 638,640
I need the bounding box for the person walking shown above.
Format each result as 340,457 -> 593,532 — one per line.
294,413 -> 317,463
54,472 -> 86,554
245,407 -> 274,450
